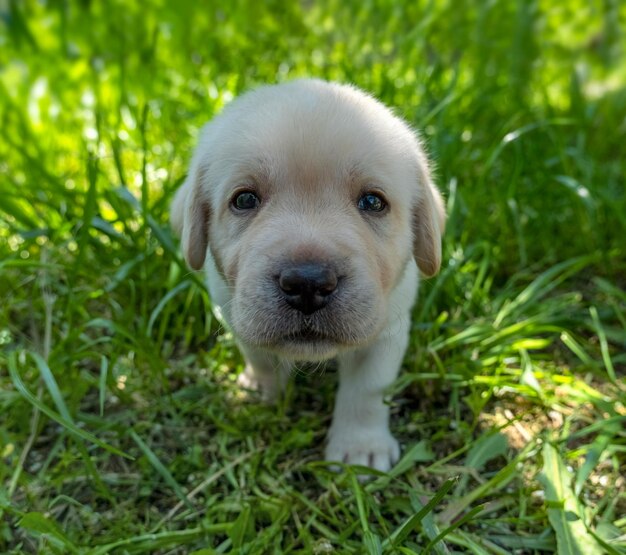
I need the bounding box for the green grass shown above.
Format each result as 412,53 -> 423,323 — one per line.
1,1 -> 625,553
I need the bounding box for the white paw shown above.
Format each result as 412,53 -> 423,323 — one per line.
325,426 -> 400,472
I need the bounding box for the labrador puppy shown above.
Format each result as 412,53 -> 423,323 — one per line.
171,79 -> 445,472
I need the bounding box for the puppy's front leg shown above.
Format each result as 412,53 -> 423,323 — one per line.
326,317 -> 410,472
236,344 -> 291,402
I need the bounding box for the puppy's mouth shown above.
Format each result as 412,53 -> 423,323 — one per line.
283,328 -> 331,343
270,325 -> 341,361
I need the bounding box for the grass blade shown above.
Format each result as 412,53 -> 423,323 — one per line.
574,418 -> 621,497
99,356 -> 108,417
454,431 -> 508,496
494,255 -> 594,326
86,524 -> 231,555
384,477 -> 456,548
18,512 -> 79,554
30,351 -> 72,421
8,353 -> 133,459
129,430 -> 193,510
589,306 -> 617,383
423,504 -> 484,553
389,440 -> 435,478
146,279 -> 191,337
464,431 -> 507,470
539,443 -> 603,555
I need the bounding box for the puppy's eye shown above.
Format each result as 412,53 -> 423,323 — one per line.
232,191 -> 261,210
357,193 -> 386,212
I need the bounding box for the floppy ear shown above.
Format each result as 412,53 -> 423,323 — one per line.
412,165 -> 445,278
170,163 -> 210,271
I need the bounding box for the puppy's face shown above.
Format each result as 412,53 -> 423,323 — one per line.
172,80 -> 444,360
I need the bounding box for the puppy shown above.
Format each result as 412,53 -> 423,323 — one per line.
171,79 -> 445,471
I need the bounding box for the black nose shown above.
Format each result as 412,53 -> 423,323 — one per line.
278,263 -> 339,315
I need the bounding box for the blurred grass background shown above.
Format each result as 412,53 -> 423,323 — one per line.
1,1 -> 625,553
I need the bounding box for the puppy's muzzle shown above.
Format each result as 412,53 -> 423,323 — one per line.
278,263 -> 338,315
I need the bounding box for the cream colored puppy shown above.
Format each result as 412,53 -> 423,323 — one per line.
171,79 -> 445,472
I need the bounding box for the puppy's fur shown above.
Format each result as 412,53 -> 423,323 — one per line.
171,79 -> 445,471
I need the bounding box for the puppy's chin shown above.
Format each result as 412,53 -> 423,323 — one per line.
235,323 -> 382,361
268,337 -> 340,362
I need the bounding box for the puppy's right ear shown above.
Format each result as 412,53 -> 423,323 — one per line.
170,163 -> 210,271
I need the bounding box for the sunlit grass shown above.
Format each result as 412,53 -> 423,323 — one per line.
1,1 -> 625,553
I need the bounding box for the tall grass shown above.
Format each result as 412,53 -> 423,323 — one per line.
1,1 -> 625,553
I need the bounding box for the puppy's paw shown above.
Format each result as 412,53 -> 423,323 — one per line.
325,427 -> 400,473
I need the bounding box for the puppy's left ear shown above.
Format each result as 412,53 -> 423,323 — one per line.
170,163 -> 211,271
413,165 -> 445,277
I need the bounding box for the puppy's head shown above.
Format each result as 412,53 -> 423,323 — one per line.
172,80 -> 445,360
